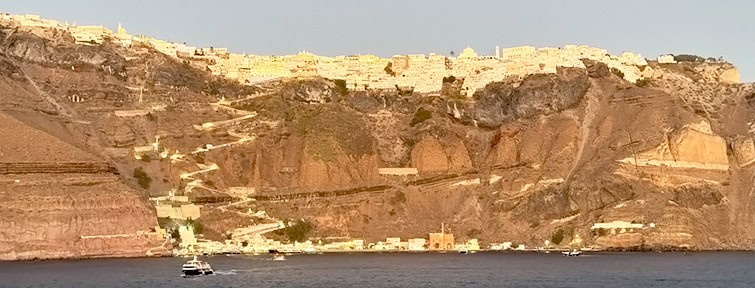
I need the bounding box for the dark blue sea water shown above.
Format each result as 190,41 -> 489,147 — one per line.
1,252 -> 754,288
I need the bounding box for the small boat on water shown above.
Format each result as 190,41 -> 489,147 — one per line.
302,246 -> 317,254
272,253 -> 286,261
182,256 -> 214,277
459,247 -> 469,254
561,250 -> 581,257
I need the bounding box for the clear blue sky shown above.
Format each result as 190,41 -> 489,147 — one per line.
3,0 -> 753,81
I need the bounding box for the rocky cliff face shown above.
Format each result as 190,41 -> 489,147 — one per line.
2,24 -> 755,258
0,28 -> 162,260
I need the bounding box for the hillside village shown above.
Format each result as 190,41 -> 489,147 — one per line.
0,12 -> 690,99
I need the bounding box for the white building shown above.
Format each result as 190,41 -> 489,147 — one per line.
658,54 -> 676,64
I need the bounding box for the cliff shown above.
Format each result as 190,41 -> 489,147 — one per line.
0,28 -> 162,260
2,23 -> 755,259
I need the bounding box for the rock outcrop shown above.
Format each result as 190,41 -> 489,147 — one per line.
732,136 -> 755,168
619,120 -> 729,171
410,137 -> 449,174
472,67 -> 590,127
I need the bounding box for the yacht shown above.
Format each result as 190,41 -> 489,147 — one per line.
182,256 -> 214,276
561,250 -> 581,257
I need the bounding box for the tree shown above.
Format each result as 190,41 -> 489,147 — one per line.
610,67 -> 625,79
333,79 -> 348,96
551,228 -> 565,245
283,219 -> 314,242
410,107 -> 432,126
170,228 -> 181,241
187,218 -> 204,235
384,62 -> 396,76
449,51 -> 455,57
674,54 -> 706,63
133,167 -> 152,189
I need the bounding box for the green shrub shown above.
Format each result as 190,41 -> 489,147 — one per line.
389,191 -> 407,205
170,229 -> 181,241
187,218 -> 203,235
551,228 -> 565,245
410,107 -> 432,126
610,67 -> 625,79
193,153 -> 205,164
635,78 -> 650,87
674,54 -> 706,63
384,63 -> 396,76
333,79 -> 348,96
466,228 -> 481,239
284,219 -> 314,242
133,167 -> 152,189
442,76 -> 456,83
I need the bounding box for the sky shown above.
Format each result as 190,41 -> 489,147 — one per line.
3,0 -> 754,81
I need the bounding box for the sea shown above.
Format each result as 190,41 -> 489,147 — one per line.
1,252 -> 754,288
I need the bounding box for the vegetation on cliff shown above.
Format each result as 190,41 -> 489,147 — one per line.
133,167 -> 152,189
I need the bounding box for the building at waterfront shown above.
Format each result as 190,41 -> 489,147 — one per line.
428,224 -> 455,251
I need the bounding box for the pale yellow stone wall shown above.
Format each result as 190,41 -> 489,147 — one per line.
156,204 -> 201,220
378,168 -> 419,175
502,46 -> 536,61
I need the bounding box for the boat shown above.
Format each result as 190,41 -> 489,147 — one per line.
561,250 -> 581,257
182,256 -> 214,277
272,253 -> 286,261
459,247 -> 469,254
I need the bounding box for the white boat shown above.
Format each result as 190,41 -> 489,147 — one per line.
182,256 -> 214,276
302,246 -> 317,254
459,247 -> 469,254
561,250 -> 581,257
272,254 -> 286,261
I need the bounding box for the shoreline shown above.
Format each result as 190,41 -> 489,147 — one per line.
4,248 -> 755,262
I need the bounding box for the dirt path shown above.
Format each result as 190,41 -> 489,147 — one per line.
566,80 -> 602,181
2,28 -> 77,118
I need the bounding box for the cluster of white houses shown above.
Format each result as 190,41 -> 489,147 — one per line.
1,12 -> 668,97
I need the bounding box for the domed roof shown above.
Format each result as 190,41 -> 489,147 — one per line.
459,46 -> 478,59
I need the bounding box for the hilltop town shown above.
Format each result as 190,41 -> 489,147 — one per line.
0,11 -> 754,260
0,13 -> 694,98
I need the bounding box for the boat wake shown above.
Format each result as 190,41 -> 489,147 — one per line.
213,270 -> 238,275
